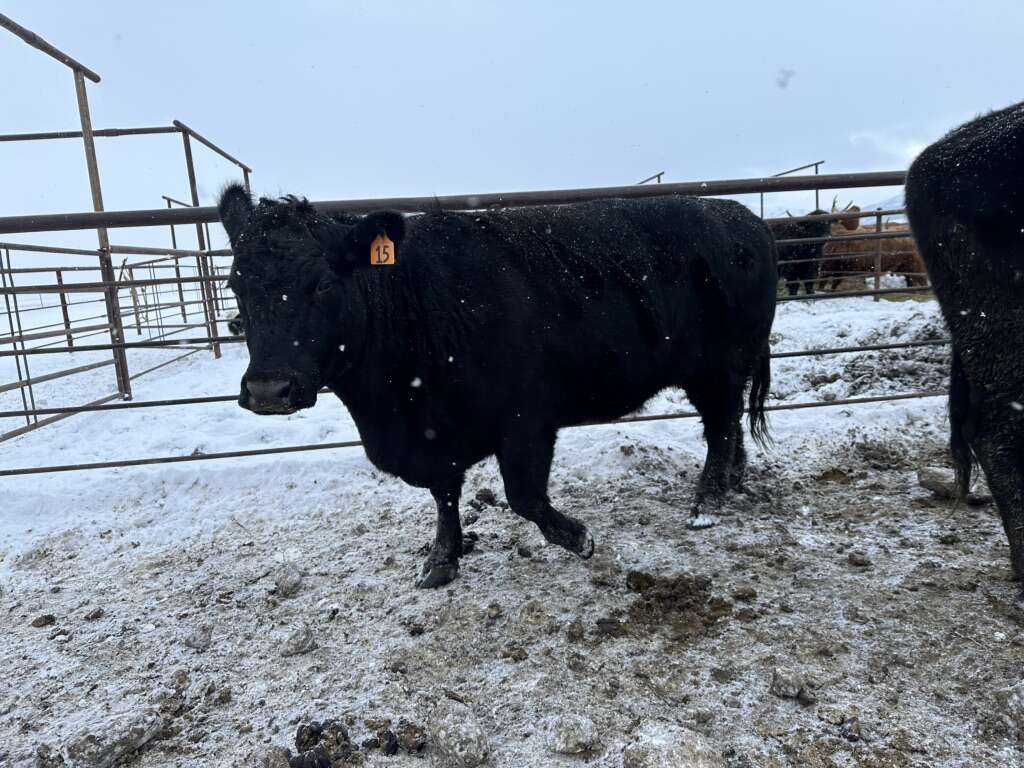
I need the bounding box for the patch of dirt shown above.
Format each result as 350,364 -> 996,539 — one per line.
3,425 -> 1023,767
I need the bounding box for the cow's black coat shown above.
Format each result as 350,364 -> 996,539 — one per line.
906,101 -> 1024,598
769,211 -> 829,296
220,188 -> 777,587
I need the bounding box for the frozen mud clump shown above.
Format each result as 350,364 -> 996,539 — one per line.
544,713 -> 599,754
993,681 -> 1024,740
623,570 -> 731,640
61,708 -> 165,768
429,698 -> 490,767
621,720 -> 723,768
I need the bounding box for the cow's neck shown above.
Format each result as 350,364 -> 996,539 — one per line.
326,266 -> 415,410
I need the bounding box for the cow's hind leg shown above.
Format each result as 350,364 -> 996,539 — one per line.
729,413 -> 747,492
417,474 -> 465,588
686,378 -> 744,528
972,431 -> 1024,601
498,426 -> 595,558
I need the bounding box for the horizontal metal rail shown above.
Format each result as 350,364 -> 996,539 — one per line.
764,208 -> 905,226
0,170 -> 908,235
0,359 -> 115,395
0,338 -> 951,419
771,338 -> 947,359
778,251 -> 918,267
0,274 -> 225,295
776,230 -> 914,247
778,285 -> 931,302
0,335 -> 243,357
1,392 -> 120,442
0,126 -> 177,142
0,241 -> 101,256
0,322 -> 110,346
0,390 -> 946,476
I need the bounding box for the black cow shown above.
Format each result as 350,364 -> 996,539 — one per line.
906,101 -> 1024,600
769,210 -> 829,296
219,187 -> 777,587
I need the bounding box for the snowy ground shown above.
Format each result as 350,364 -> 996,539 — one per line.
2,295 -> 1023,767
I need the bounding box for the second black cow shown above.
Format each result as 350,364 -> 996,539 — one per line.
219,188 -> 777,587
769,210 -> 829,296
906,101 -> 1024,600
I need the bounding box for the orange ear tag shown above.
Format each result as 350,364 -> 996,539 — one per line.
370,233 -> 396,266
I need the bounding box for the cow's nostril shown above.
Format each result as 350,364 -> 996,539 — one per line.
246,379 -> 292,404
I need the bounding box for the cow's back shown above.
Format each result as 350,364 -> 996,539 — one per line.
907,102 -> 1024,355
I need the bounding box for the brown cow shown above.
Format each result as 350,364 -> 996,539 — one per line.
820,199 -> 927,291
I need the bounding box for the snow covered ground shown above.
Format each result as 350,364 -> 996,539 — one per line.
3,294 -> 1023,767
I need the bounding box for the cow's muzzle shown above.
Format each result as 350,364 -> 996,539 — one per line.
243,377 -> 298,415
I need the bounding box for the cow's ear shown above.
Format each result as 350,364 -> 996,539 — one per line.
218,183 -> 254,244
336,212 -> 406,270
307,217 -> 351,266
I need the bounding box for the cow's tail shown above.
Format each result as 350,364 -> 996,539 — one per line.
949,347 -> 975,499
748,340 -> 772,449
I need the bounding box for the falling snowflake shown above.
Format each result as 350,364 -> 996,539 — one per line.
411,377 -> 422,388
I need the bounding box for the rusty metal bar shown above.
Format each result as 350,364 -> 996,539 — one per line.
0,359 -> 115,395
1,393 -> 122,443
0,13 -> 101,82
1,249 -> 31,426
0,390 -> 946,476
0,274 -> 224,295
0,241 -> 101,256
55,270 -> 74,348
874,212 -> 883,302
0,335 -> 239,356
778,251 -> 917,267
0,170 -> 909,235
0,338 -> 953,420
778,285 -> 932,302
0,322 -> 110,346
172,120 -> 253,172
179,130 -> 221,358
126,266 -> 142,334
73,68 -> 132,399
110,244 -> 231,257
776,230 -> 911,247
637,172 -> 665,185
0,126 -> 177,142
765,208 -> 904,226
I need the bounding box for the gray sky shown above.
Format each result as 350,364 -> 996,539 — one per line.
2,1 -> 1022,250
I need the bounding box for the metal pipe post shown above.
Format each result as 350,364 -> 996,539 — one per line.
55,269 -> 73,348
73,70 -> 132,398
180,130 -> 221,358
874,212 -> 882,301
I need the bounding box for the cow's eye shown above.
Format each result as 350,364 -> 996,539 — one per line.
315,276 -> 334,296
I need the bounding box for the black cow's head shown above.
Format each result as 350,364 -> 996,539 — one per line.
218,184 -> 404,415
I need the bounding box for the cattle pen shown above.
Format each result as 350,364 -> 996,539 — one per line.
0,169 -> 948,477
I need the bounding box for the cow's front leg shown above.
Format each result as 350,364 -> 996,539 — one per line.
498,426 -> 595,558
417,474 -> 465,588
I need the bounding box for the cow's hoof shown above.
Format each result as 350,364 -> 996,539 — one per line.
687,504 -> 719,529
575,528 -> 595,559
542,520 -> 595,559
416,560 -> 459,589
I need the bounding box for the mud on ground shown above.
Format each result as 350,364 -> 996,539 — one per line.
3,416 -> 1024,767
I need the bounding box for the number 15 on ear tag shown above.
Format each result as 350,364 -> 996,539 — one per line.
370,234 -> 395,266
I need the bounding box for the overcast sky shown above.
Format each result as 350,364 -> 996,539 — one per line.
2,1 -> 1022,250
